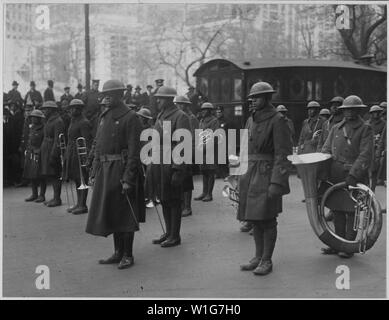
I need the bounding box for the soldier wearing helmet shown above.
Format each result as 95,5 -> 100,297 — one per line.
276,105 -> 296,147
298,100 -> 324,154
317,96 -> 344,152
321,95 -> 373,258
148,86 -> 191,248
319,108 -> 331,121
238,82 -> 292,276
194,102 -> 220,203
40,100 -> 65,207
63,99 -> 93,215
173,95 -> 199,217
83,79 -> 101,138
367,105 -> 385,191
86,79 -> 145,270
23,109 -> 46,203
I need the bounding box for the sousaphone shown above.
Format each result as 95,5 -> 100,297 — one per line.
288,152 -> 383,254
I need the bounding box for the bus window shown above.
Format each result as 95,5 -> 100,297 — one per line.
210,77 -> 220,101
289,75 -> 304,100
221,77 -> 231,102
233,78 -> 242,101
334,75 -> 347,97
307,80 -> 313,101
315,78 -> 322,100
200,77 -> 208,98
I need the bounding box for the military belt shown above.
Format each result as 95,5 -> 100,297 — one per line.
248,154 -> 273,161
100,154 -> 123,162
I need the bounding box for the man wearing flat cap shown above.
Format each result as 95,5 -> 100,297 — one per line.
24,81 -> 43,109
8,80 -> 23,106
74,84 -> 85,100
60,86 -> 73,107
44,80 -> 55,102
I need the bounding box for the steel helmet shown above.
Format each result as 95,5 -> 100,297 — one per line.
369,105 -> 383,113
338,95 -> 367,109
276,105 -> 287,112
101,80 -> 126,93
319,108 -> 330,116
136,108 -> 152,119
307,101 -> 321,108
41,101 -> 58,109
247,82 -> 275,98
330,96 -> 344,104
29,109 -> 45,118
173,95 -> 191,104
153,86 -> 177,98
201,102 -> 214,110
379,101 -> 387,109
68,99 -> 85,108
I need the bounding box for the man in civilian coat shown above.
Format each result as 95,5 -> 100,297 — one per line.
8,80 -> 23,105
40,101 -> 65,207
321,95 -> 373,259
149,86 -> 191,247
86,80 -> 145,270
64,99 -> 93,215
84,79 -> 101,138
44,80 -> 55,102
238,82 -> 292,276
24,81 -> 43,108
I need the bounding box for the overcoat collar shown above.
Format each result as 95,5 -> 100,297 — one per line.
338,116 -> 364,129
102,102 -> 130,120
157,103 -> 179,120
253,104 -> 277,123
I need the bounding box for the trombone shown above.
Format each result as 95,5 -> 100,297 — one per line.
59,133 -> 76,208
76,137 -> 90,190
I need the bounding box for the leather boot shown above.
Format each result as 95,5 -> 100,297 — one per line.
161,205 -> 181,247
202,173 -> 215,202
67,189 -> 80,213
47,179 -> 62,207
118,232 -> 135,269
194,174 -> 208,200
240,257 -> 261,271
182,191 -> 192,217
152,204 -> 171,244
99,233 -> 123,264
25,180 -> 38,201
73,189 -> 88,215
253,260 -> 273,275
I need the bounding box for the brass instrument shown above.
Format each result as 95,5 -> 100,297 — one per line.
288,152 -> 383,254
76,137 -> 90,190
59,133 -> 75,208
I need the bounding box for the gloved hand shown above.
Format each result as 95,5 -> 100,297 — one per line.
268,183 -> 284,198
345,175 -> 357,187
121,181 -> 134,194
171,171 -> 183,187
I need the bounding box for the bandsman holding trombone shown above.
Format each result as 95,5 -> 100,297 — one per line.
86,80 -> 145,270
40,101 -> 65,207
64,99 -> 93,215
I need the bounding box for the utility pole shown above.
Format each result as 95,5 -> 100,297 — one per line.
84,4 -> 91,91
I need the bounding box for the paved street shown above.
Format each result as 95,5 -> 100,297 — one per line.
3,175 -> 387,298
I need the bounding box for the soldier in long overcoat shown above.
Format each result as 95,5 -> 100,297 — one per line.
194,103 -> 220,202
238,82 -> 292,276
297,101 -> 325,154
64,99 -> 93,215
149,86 -> 191,248
40,101 -> 65,207
173,95 -> 199,217
23,110 -> 46,202
86,80 -> 145,270
367,105 -> 385,191
321,95 -> 373,259
316,96 -> 344,151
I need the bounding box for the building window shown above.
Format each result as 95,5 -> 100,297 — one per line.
289,75 -> 304,100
